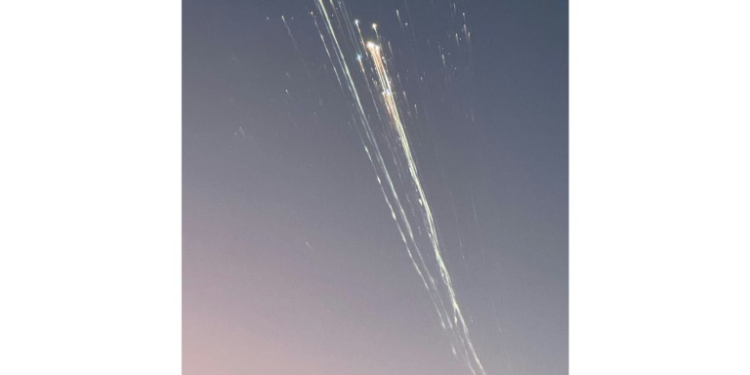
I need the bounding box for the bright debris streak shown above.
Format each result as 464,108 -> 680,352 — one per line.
366,41 -> 486,375
312,1 -> 487,375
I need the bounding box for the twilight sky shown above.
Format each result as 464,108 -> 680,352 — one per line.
183,0 -> 568,374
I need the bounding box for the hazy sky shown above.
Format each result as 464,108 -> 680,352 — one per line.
184,0 -> 568,374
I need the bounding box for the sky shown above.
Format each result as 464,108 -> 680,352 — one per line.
183,0 -> 568,374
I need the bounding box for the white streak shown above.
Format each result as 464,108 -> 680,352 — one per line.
312,2 -> 487,374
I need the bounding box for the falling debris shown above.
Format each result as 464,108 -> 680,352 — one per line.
310,1 -> 486,374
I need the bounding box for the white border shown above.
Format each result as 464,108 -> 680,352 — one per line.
572,1 -> 750,373
0,1 -> 181,374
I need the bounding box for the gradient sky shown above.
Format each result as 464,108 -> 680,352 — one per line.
184,0 -> 568,374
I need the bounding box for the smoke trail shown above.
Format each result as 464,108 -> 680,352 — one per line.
312,1 -> 486,374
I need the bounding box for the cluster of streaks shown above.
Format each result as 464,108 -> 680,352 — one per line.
310,1 -> 486,374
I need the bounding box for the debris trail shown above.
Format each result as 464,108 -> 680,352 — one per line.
311,1 -> 487,374
281,15 -> 314,79
367,40 -> 486,375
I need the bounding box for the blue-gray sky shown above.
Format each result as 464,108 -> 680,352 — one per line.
184,0 -> 567,374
